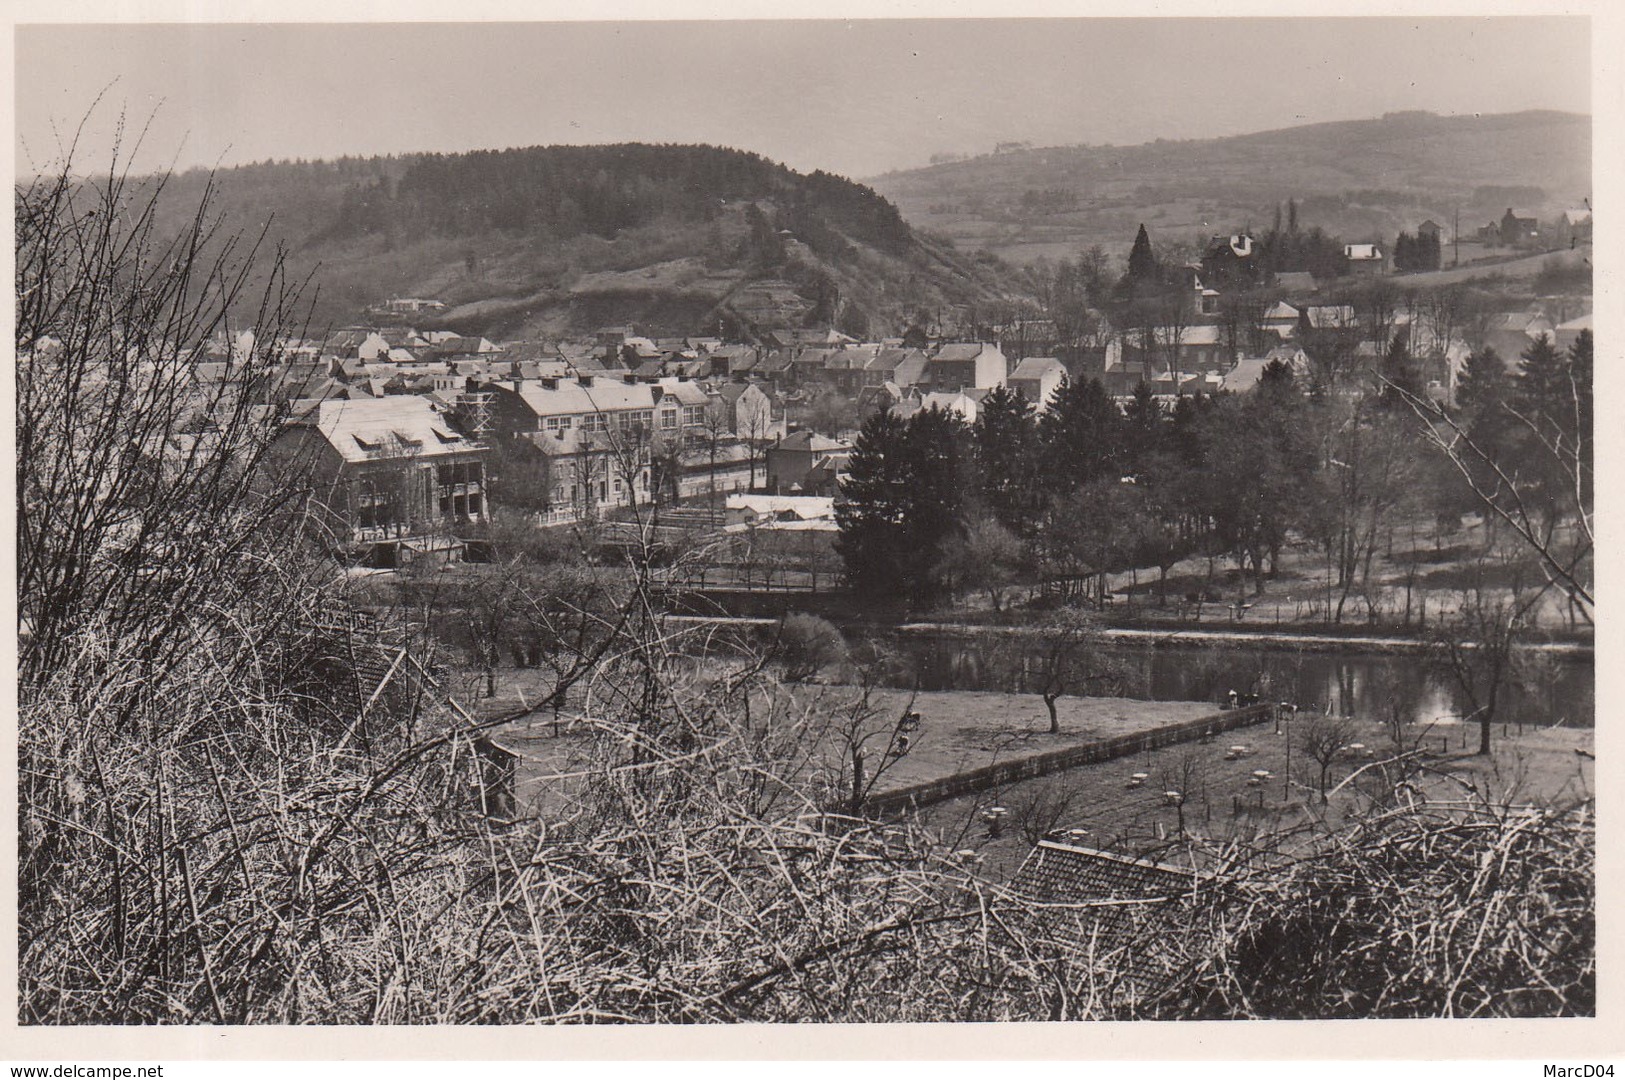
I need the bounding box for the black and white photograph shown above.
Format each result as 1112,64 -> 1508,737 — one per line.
7,3 -> 1607,1057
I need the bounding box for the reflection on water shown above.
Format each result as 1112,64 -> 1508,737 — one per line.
890,636 -> 1594,730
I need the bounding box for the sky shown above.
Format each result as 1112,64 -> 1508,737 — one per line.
14,17 -> 1593,181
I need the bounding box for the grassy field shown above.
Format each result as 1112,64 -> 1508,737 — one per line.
485,684 -> 1220,817
912,710 -> 1594,881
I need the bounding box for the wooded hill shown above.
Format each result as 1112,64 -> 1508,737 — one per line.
871,110 -> 1591,267
141,143 -> 1021,340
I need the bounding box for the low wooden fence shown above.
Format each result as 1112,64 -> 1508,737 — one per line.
860,702 -> 1280,819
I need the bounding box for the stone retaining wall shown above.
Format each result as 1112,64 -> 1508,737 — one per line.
861,702 -> 1279,818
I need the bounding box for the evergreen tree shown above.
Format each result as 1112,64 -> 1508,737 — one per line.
1515,333 -> 1567,430
971,385 -> 1040,534
1258,357 -> 1298,396
1169,393 -> 1213,471
834,411 -> 914,599
1128,224 -> 1157,282
1454,346 -> 1508,423
1120,381 -> 1166,473
1039,375 -> 1122,496
902,406 -> 972,603
1393,232 -> 1415,272
1377,329 -> 1423,409
1512,333 -> 1577,533
834,406 -> 970,605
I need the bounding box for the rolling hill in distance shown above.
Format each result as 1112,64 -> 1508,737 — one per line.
127,110 -> 1590,341
141,143 -> 1018,341
869,110 -> 1592,268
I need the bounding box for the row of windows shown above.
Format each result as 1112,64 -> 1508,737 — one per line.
551,470 -> 649,504
436,461 -> 483,485
541,408 -> 701,433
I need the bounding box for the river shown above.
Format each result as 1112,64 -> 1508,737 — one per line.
883,632 -> 1594,730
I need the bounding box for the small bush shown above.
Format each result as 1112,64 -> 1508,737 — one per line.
776,613 -> 848,682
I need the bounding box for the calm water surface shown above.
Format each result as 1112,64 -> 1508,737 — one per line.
887,634 -> 1594,730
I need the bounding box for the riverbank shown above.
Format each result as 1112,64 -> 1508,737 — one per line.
899,621 -> 1594,657
660,612 -> 1593,658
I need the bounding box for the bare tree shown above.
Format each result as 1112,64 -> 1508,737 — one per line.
1299,714 -> 1357,804
1028,607 -> 1119,735
1388,378 -> 1592,623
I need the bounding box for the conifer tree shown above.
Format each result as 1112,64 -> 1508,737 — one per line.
1038,375 -> 1122,496
1377,329 -> 1423,409
971,384 -> 1040,534
1515,333 -> 1568,430
1454,346 -> 1508,424
834,410 -> 914,599
1120,381 -> 1166,473
1128,223 -> 1157,282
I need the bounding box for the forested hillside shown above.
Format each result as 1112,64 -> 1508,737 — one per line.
141,143 -> 1019,339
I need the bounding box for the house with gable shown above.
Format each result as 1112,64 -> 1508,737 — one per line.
476,374 -> 661,517
711,381 -> 784,441
1561,207 -> 1592,245
323,328 -> 391,361
927,342 -> 1007,392
1500,208 -> 1541,247
266,395 -> 489,567
1343,243 -> 1386,278
766,430 -> 853,496
1007,356 -> 1068,410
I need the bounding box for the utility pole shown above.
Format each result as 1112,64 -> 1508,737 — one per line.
1453,205 -> 1460,268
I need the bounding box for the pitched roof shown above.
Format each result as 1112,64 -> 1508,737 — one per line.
865,346 -> 925,372
1009,356 -> 1067,381
1013,840 -> 1200,902
932,342 -> 996,362
1221,355 -> 1271,393
432,336 -> 500,356
1304,304 -> 1358,328
656,380 -> 710,406
507,377 -> 657,419
776,430 -> 848,453
1146,324 -> 1225,346
297,396 -> 479,463
1005,840 -> 1213,1004
714,381 -> 756,404
892,352 -> 932,386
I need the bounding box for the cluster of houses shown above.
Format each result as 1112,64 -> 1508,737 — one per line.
181,242 -> 1590,570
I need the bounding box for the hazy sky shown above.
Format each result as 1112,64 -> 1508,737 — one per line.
15,18 -> 1592,180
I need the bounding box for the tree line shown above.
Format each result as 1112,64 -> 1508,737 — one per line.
835,328 -> 1593,625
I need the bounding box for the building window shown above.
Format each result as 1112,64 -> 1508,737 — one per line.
660,409 -> 678,430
